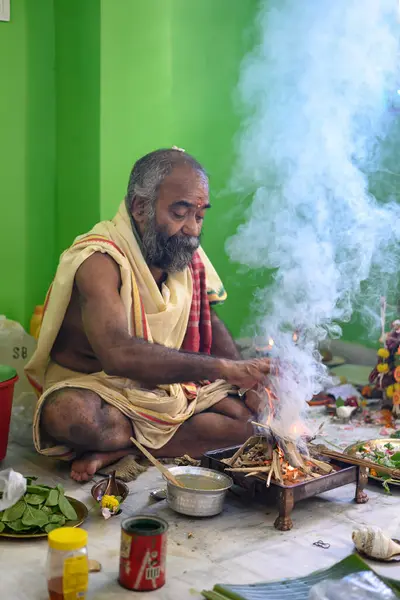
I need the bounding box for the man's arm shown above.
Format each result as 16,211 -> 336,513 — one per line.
210,310 -> 241,360
75,253 -> 271,388
209,311 -> 266,415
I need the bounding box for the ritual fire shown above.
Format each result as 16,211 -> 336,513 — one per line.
203,434 -> 370,531
221,435 -> 334,487
204,375 -> 370,531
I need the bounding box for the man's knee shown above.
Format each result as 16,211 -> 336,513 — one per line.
212,396 -> 252,422
41,388 -> 104,449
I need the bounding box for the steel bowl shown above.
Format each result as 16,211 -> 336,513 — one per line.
163,466 -> 233,517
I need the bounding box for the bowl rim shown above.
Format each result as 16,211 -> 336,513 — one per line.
163,465 -> 233,492
90,477 -> 130,501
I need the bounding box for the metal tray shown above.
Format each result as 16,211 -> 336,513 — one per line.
202,446 -> 368,531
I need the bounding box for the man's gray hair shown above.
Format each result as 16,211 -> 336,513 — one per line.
125,148 -> 207,213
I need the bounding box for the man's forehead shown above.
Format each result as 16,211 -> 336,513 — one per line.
159,165 -> 208,195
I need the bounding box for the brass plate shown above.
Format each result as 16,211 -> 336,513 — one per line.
0,497 -> 88,540
345,438 -> 400,488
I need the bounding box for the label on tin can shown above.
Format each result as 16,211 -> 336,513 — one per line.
119,516 -> 168,591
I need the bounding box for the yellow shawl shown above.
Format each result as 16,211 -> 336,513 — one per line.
26,203 -> 233,458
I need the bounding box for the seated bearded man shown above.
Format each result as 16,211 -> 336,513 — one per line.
25,148 -> 271,481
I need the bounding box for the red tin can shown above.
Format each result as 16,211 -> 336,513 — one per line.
119,515 -> 168,591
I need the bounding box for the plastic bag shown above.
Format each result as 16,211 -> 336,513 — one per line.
0,468 -> 26,511
0,316 -> 38,446
309,572 -> 397,600
0,315 -> 37,398
9,391 -> 37,447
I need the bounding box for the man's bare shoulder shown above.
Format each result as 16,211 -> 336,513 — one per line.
75,252 -> 122,297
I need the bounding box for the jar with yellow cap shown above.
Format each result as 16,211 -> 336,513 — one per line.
46,527 -> 89,600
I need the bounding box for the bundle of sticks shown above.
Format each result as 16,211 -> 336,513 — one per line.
222,436 -> 335,487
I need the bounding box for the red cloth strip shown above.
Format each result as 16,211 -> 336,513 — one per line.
181,251 -> 212,355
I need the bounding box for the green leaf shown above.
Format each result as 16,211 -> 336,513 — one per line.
25,493 -> 45,506
390,451 -> 400,463
45,523 -> 60,533
58,495 -> 77,521
49,514 -> 65,525
42,506 -> 52,515
336,397 -> 345,407
26,476 -> 38,485
0,522 -> 4,533
6,519 -> 32,532
22,505 -> 49,528
2,500 -> 26,522
56,484 -> 65,495
383,479 -> 394,494
26,485 -> 50,495
45,489 -> 59,507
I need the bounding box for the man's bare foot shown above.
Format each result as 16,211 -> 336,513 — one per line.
70,449 -> 133,482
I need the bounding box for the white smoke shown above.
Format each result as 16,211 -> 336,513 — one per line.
228,0 -> 400,444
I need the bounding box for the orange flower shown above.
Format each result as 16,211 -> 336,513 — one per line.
361,385 -> 372,398
395,366 -> 400,382
393,391 -> 400,406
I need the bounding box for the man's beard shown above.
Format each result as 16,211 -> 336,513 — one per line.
141,216 -> 200,273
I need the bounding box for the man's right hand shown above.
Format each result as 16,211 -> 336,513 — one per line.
220,358 -> 274,389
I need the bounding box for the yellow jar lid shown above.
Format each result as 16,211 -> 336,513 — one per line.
48,527 -> 87,551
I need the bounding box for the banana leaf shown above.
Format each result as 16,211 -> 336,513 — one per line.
202,555 -> 400,600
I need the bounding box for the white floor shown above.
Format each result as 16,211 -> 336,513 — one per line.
2,411 -> 400,599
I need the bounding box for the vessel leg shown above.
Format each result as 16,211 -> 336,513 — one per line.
274,489 -> 294,531
355,467 -> 369,504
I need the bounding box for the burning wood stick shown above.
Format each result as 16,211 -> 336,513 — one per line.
226,436 -> 261,466
266,464 -> 274,487
285,442 -> 308,470
306,457 -> 334,474
225,466 -> 271,473
272,450 -> 283,484
251,420 -> 270,433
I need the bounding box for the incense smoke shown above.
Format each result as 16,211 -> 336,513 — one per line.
228,0 -> 400,445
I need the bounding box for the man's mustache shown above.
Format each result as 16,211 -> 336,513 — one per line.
165,233 -> 200,249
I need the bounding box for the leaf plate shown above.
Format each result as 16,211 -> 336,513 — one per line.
0,497 -> 88,540
345,438 -> 400,488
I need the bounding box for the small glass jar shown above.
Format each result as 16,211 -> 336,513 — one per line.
46,527 -> 89,600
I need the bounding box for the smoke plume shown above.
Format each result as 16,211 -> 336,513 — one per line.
228,0 -> 400,444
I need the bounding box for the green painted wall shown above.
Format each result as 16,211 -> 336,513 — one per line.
54,0 -> 100,255
0,0 -> 55,330
100,0 -> 259,339
0,0 -> 381,344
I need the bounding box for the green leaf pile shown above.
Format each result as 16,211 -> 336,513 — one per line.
0,477 -> 78,535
